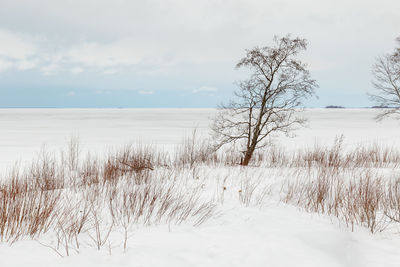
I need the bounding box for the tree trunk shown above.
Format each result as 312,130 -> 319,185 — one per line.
241,148 -> 255,166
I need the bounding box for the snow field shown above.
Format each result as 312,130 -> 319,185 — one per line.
1,108 -> 400,266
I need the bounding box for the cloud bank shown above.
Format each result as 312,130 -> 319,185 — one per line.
0,0 -> 399,107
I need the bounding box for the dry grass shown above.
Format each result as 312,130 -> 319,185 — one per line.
173,130 -> 216,167
1,134 -> 400,255
172,133 -> 400,168
277,136 -> 400,169
0,138 -> 216,255
282,167 -> 400,233
0,184 -> 60,243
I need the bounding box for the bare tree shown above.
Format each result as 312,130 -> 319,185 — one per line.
211,35 -> 318,166
370,37 -> 400,120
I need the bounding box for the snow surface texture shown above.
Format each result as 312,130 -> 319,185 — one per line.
0,108 -> 400,267
0,108 -> 399,172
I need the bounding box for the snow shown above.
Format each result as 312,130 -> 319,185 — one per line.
0,108 -> 398,171
0,108 -> 400,267
1,205 -> 400,267
0,108 -> 213,172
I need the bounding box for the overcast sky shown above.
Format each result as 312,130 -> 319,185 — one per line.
0,0 -> 399,108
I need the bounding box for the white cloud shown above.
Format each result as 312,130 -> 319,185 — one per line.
0,0 -> 399,105
67,91 -> 75,97
40,64 -> 60,75
138,90 -> 154,95
102,69 -> 118,75
193,86 -> 218,93
0,29 -> 37,60
0,58 -> 13,72
0,28 -> 39,72
70,67 -> 84,74
63,41 -> 139,68
95,90 -> 111,94
15,60 -> 37,70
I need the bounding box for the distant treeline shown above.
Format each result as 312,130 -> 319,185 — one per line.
370,106 -> 390,108
324,105 -> 392,109
325,105 -> 345,109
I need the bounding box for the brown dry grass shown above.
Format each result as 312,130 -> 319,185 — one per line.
0,138 -> 216,255
1,134 -> 400,255
282,167 -> 400,233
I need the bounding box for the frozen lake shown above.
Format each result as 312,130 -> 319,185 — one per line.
1,108 -> 400,267
0,108 -> 399,171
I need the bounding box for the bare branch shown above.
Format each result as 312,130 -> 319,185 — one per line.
370,37 -> 400,120
211,35 -> 318,166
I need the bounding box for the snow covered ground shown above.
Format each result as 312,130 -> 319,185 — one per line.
0,108 -> 400,267
3,204 -> 400,267
0,108 -> 399,171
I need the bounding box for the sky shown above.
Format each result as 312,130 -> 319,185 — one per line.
0,0 -> 399,108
